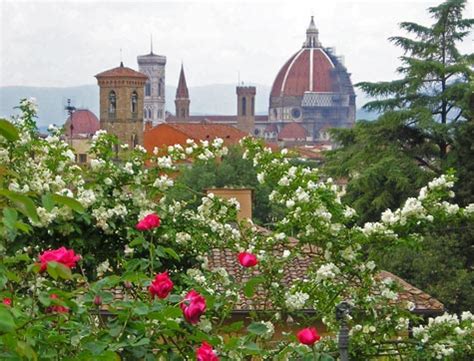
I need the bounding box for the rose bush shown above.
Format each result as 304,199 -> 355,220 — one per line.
0,99 -> 473,359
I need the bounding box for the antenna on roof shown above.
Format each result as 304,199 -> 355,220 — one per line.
238,71 -> 240,85
150,34 -> 153,54
120,48 -> 123,67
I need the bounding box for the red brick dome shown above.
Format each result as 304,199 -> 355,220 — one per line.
270,48 -> 335,97
64,109 -> 99,138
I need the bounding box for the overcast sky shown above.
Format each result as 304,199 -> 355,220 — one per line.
0,0 -> 472,89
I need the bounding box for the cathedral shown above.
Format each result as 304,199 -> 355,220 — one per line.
91,17 -> 355,151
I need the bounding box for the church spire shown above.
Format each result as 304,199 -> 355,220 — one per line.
176,63 -> 189,99
303,16 -> 321,48
175,63 -> 190,120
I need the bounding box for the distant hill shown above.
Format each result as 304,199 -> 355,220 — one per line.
0,84 -> 377,126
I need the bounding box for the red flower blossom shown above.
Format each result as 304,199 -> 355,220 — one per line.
136,213 -> 161,231
180,290 -> 206,324
196,341 -> 219,361
149,272 -> 174,299
238,252 -> 258,267
48,294 -> 69,314
2,298 -> 12,307
39,247 -> 80,272
297,327 -> 321,345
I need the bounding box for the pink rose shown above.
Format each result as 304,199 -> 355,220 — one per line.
238,252 -> 258,267
39,247 -> 81,272
297,327 -> 321,345
2,298 -> 12,307
196,341 -> 219,361
136,213 -> 161,231
149,272 -> 174,299
180,290 -> 206,324
48,294 -> 69,314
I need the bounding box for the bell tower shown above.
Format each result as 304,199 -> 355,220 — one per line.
236,86 -> 256,134
95,62 -> 148,147
175,64 -> 190,120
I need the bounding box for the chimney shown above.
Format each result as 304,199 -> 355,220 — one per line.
206,188 -> 253,221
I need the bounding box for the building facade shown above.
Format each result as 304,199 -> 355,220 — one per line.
95,62 -> 148,148
137,46 -> 167,125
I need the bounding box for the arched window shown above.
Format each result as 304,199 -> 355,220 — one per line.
131,91 -> 138,114
158,79 -> 163,97
108,90 -> 116,118
242,97 -> 247,116
145,82 -> 151,96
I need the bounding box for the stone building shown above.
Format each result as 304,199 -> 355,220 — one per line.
137,42 -> 166,125
95,62 -> 148,148
236,86 -> 256,134
266,16 -> 356,142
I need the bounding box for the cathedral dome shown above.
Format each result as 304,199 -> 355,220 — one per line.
270,47 -> 335,97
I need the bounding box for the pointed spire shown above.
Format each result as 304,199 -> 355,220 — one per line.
303,16 -> 321,48
176,63 -> 189,99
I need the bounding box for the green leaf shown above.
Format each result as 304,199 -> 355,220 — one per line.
220,321 -> 244,333
42,193 -> 54,212
163,247 -> 180,260
46,262 -> 59,280
320,354 -> 335,361
55,262 -> 72,280
0,307 -> 16,333
0,189 -> 38,223
16,341 -> 37,361
0,118 -> 19,142
243,276 -> 265,298
129,238 -> 143,247
51,194 -> 85,214
3,208 -> 17,229
247,322 -> 268,336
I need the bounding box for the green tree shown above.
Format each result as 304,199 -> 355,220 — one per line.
325,0 -> 473,313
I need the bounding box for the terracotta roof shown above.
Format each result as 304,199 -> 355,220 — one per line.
278,122 -> 308,140
176,64 -> 189,99
270,48 -> 335,97
95,63 -> 148,79
207,228 -> 444,313
63,110 -> 99,138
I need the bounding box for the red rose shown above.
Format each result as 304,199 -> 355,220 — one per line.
180,290 -> 206,324
149,272 -> 174,299
238,252 -> 258,267
196,341 -> 219,361
93,295 -> 102,306
136,213 -> 161,231
2,298 -> 11,307
48,294 -> 69,314
297,327 -> 321,345
39,247 -> 81,272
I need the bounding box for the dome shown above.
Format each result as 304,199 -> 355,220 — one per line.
64,109 -> 99,138
270,47 -> 335,97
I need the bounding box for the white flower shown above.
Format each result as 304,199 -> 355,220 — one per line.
124,245 -> 134,256
278,176 -> 290,187
286,199 -> 295,208
281,148 -> 288,155
104,177 -> 113,186
316,263 -> 340,281
285,291 -> 309,310
282,250 -> 291,259
257,172 -> 265,184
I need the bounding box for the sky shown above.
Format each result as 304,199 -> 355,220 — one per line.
0,0 -> 472,89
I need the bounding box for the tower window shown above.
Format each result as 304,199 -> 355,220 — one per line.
242,97 -> 247,116
158,79 -> 163,97
131,91 -> 138,114
251,97 -> 255,116
108,90 -> 116,118
145,82 -> 151,96
181,109 -> 186,118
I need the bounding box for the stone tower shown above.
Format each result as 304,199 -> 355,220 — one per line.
175,64 -> 190,120
137,40 -> 166,125
95,62 -> 148,148
236,86 -> 256,134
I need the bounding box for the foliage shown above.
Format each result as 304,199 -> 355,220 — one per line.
0,100 -> 473,359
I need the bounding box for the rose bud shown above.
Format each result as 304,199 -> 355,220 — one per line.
180,290 -> 206,324
136,213 -> 161,231
297,327 -> 321,345
196,341 -> 219,361
39,247 -> 81,272
149,272 -> 174,299
93,295 -> 102,306
2,298 -> 12,307
238,252 -> 258,267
